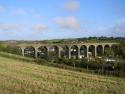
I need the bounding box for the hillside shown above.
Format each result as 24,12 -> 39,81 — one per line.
0,56 -> 125,94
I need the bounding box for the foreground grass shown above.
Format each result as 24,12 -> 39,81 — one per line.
0,56 -> 125,94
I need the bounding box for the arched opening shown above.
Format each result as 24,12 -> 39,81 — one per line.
24,46 -> 35,58
111,45 -> 121,57
97,45 -> 103,56
70,45 -> 78,59
80,45 -> 87,58
48,46 -> 59,59
104,45 -> 111,57
88,45 -> 95,57
60,45 -> 69,58
37,46 -> 48,59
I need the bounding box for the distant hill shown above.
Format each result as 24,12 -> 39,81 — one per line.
0,37 -> 125,44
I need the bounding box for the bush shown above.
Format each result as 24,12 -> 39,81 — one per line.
52,57 -> 125,77
34,58 -> 48,65
0,44 -> 21,55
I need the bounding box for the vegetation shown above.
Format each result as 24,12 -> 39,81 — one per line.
0,52 -> 34,62
53,57 -> 125,77
0,56 -> 125,94
0,38 -> 125,78
0,43 -> 22,55
120,40 -> 125,58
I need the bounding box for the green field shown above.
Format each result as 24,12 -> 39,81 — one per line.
0,56 -> 125,94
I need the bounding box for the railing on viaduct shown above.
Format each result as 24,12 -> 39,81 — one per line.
17,42 -> 119,59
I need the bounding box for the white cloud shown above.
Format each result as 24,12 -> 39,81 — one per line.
109,19 -> 125,32
33,13 -> 43,19
120,6 -> 125,16
0,23 -> 49,33
12,8 -> 27,16
93,19 -> 125,37
0,23 -> 20,31
11,8 -> 43,20
0,5 -> 5,12
29,10 -> 43,19
113,23 -> 125,32
32,24 -> 48,32
64,0 -> 80,12
54,16 -> 80,30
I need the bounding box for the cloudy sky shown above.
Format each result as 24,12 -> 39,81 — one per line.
0,0 -> 125,40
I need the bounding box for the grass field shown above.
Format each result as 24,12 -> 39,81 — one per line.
0,56 -> 125,94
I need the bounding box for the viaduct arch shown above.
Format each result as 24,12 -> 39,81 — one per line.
18,42 -> 119,59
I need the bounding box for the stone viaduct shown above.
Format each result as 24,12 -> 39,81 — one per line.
17,42 -> 119,59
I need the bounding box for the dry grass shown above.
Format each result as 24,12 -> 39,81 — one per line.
0,56 -> 125,94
